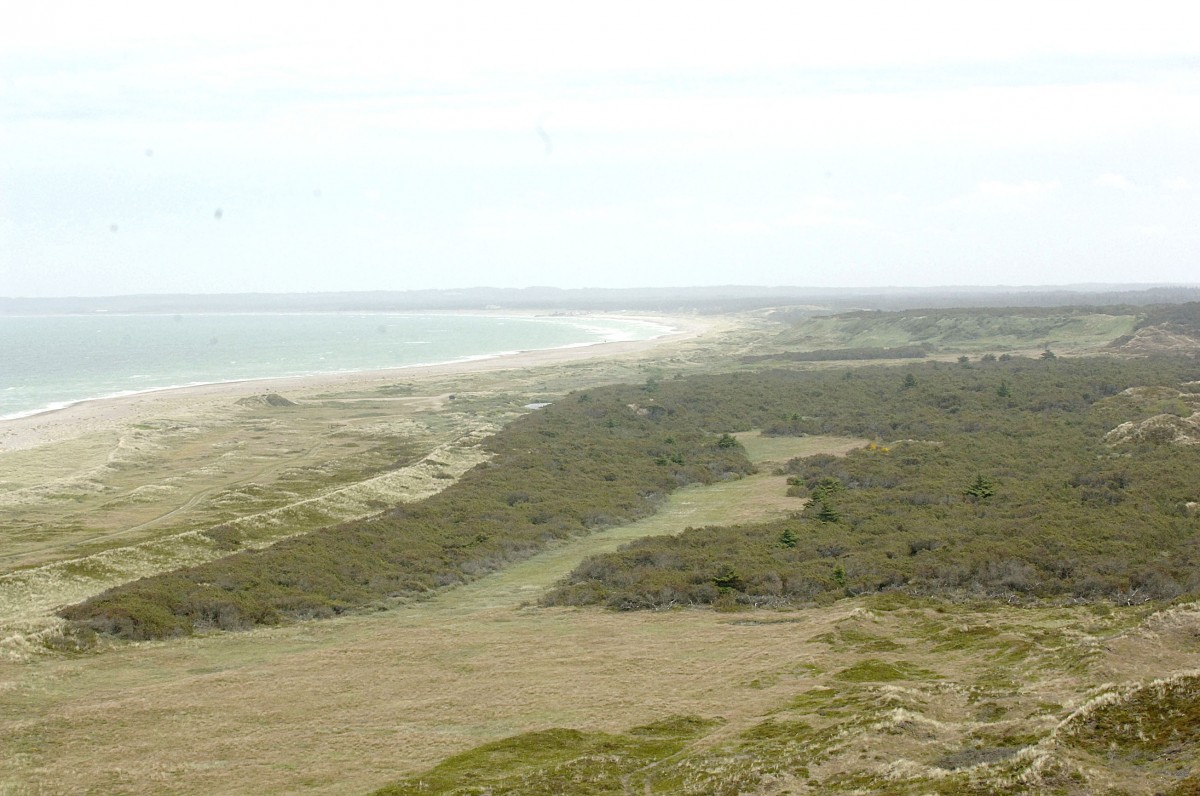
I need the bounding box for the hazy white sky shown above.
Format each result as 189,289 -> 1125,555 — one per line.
2,0 -> 1198,296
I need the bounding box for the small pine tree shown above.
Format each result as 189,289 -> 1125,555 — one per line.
903,373 -> 918,389
965,474 -> 996,501
810,476 -> 844,502
779,527 -> 799,549
996,380 -> 1011,398
713,564 -> 744,592
717,433 -> 738,449
816,500 -> 841,523
832,564 -> 847,587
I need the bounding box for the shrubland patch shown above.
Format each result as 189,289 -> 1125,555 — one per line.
62,382 -> 756,638
546,356 -> 1200,611
61,355 -> 1200,639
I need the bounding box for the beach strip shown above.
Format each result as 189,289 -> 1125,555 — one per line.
0,313 -> 712,454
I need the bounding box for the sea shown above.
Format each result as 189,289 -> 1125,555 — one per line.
0,313 -> 671,421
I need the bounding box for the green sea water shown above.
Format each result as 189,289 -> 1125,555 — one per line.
0,313 -> 669,419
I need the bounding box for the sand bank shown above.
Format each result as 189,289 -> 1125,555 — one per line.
0,313 -> 714,454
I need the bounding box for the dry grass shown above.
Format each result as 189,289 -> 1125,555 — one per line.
735,431 -> 867,468
0,436 -> 851,794
0,430 -> 493,660
0,402 -> 454,570
1,604 -> 845,793
8,588 -> 1198,794
5,428 -> 1198,794
5,563 -> 1196,788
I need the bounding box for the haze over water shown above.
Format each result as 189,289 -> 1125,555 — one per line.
0,313 -> 667,420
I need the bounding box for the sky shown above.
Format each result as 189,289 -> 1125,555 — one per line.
2,1 -> 1198,297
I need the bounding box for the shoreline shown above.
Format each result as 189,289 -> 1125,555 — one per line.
0,312 -> 712,453
0,311 -> 675,423
0,313 -> 677,424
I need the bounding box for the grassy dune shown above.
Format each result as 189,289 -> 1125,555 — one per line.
775,307 -> 1139,355
0,394 -> 503,660
0,400 -> 451,569
371,601 -> 1200,796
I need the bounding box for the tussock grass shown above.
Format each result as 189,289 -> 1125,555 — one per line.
373,716 -> 722,796
1057,671 -> 1200,759
834,659 -> 940,683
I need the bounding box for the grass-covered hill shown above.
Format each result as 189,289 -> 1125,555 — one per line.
62,353 -> 1200,640
763,302 -> 1200,361
371,632 -> 1200,796
1112,302 -> 1200,356
770,306 -> 1140,354
1134,301 -> 1200,336
545,355 -> 1200,610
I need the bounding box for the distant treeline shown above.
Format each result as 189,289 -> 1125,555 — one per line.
741,346 -> 926,363
544,357 -> 1200,610
1135,302 -> 1200,334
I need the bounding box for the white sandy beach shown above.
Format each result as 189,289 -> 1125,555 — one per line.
0,313 -> 714,454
